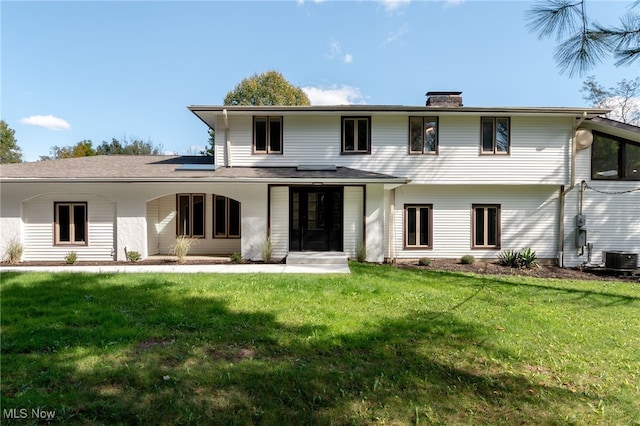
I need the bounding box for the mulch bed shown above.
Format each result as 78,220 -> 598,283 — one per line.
396,258 -> 639,282
2,257 -> 638,282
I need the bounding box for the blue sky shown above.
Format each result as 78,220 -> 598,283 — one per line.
2,0 -> 638,161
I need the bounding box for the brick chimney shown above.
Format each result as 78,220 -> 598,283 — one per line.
425,91 -> 463,107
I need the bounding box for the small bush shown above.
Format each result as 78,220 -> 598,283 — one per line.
230,252 -> 243,263
520,247 -> 538,268
460,254 -> 475,265
65,251 -> 78,264
356,241 -> 367,262
4,238 -> 23,264
418,257 -> 431,267
126,250 -> 141,263
171,236 -> 195,264
499,248 -> 538,268
260,237 -> 273,263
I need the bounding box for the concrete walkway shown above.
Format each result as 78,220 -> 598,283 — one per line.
0,263 -> 351,274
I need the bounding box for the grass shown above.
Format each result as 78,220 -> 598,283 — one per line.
1,263 -> 639,425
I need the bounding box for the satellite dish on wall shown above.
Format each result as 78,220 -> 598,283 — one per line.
575,128 -> 593,150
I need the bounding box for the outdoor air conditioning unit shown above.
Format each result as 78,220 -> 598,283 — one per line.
604,251 -> 638,272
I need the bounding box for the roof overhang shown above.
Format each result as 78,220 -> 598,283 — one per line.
188,105 -> 611,130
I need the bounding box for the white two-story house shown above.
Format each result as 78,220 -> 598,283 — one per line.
1,92 -> 638,268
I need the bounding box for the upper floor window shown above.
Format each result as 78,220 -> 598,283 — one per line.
342,117 -> 371,154
54,202 -> 87,245
409,117 -> 438,154
404,204 -> 433,249
213,195 -> 241,238
481,117 -> 510,154
177,194 -> 205,238
472,204 -> 500,249
254,116 -> 282,154
591,131 -> 640,180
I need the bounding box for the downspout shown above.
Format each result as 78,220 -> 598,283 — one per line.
557,111 -> 587,267
223,109 -> 231,168
389,187 -> 396,263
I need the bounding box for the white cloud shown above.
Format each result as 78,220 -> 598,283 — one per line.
302,85 -> 367,106
326,41 -> 353,64
20,115 -> 70,131
380,0 -> 410,13
384,23 -> 409,44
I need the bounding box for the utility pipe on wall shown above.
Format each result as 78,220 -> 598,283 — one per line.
557,111 -> 588,267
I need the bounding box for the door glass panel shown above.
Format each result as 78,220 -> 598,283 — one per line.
292,192 -> 299,231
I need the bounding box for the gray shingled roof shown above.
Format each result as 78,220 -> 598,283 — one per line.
0,155 -> 407,183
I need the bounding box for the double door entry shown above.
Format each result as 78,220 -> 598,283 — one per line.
290,187 -> 343,251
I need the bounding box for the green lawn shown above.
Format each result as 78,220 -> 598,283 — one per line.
1,263 -> 639,425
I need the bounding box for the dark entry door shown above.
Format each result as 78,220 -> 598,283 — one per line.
290,187 -> 343,251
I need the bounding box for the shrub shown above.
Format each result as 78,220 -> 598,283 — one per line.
520,247 -> 538,268
260,237 -> 273,263
460,254 -> 475,265
4,238 -> 23,264
230,252 -> 243,263
126,250 -> 141,263
65,251 -> 78,264
418,257 -> 431,267
171,236 -> 195,264
356,241 -> 367,262
499,248 -> 538,268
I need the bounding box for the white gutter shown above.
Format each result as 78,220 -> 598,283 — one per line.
557,111 -> 588,267
1,177 -> 412,185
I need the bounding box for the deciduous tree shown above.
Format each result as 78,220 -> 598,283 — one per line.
581,76 -> 640,124
224,70 -> 311,106
0,120 -> 22,163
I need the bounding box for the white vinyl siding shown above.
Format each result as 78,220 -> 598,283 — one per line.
153,194 -> 241,255
219,115 -> 571,185
392,185 -> 559,261
344,186 -> 364,258
22,194 -> 115,261
562,143 -> 640,267
269,186 -> 289,260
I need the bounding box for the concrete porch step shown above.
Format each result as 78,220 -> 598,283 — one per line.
286,251 -> 348,265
